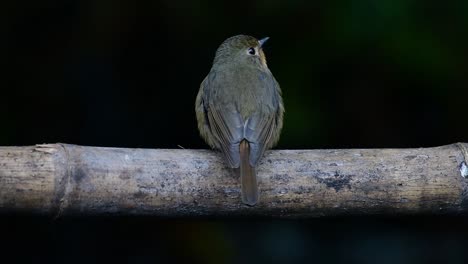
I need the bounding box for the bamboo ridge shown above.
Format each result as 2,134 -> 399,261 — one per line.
0,143 -> 467,217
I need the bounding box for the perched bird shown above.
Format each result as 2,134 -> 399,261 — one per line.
195,35 -> 284,205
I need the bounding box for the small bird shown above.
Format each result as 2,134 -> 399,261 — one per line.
195,35 -> 284,205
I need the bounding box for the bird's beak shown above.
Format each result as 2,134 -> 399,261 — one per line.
259,37 -> 269,47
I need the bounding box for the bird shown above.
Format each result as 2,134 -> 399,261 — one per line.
195,35 -> 284,206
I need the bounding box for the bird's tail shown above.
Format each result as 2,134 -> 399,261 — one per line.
240,140 -> 258,206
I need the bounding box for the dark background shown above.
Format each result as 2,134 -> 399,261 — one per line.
2,0 -> 468,263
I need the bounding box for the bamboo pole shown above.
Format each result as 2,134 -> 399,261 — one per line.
0,143 -> 467,217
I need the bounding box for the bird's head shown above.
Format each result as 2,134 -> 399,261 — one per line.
213,35 -> 269,69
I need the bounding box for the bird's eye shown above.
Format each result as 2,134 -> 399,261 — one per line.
248,47 -> 256,55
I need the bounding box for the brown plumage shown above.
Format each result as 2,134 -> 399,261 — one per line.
195,35 -> 284,205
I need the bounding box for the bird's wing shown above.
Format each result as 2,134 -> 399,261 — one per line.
244,77 -> 283,166
206,102 -> 244,168
199,71 -> 244,168
244,112 -> 277,166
